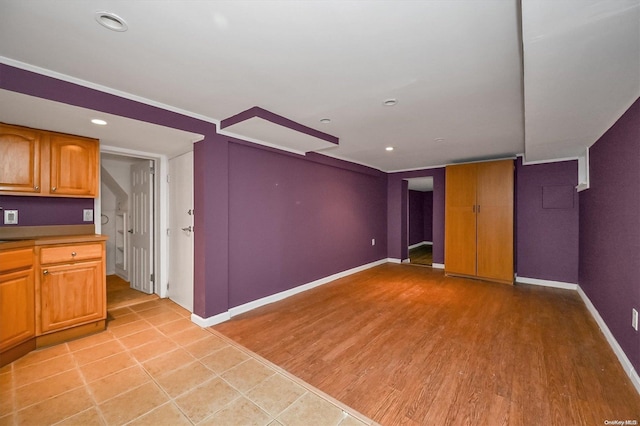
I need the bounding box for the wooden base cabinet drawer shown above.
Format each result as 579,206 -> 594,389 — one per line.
0,248 -> 33,273
40,243 -> 102,265
39,260 -> 105,333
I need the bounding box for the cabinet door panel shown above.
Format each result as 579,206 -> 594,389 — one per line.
49,134 -> 98,197
40,260 -> 105,333
0,124 -> 41,193
476,160 -> 514,282
445,163 -> 477,276
0,268 -> 35,351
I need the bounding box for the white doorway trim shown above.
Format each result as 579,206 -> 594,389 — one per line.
96,145 -> 170,298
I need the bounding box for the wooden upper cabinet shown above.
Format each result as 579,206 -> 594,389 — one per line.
0,124 -> 42,194
49,133 -> 99,197
444,159 -> 514,284
0,123 -> 99,198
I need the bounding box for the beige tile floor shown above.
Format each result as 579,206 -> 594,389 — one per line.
0,298 -> 375,426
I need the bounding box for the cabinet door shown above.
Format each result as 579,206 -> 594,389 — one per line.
0,268 -> 35,352
444,163 -> 478,276
49,134 -> 99,197
40,260 -> 105,333
476,160 -> 514,282
0,124 -> 41,194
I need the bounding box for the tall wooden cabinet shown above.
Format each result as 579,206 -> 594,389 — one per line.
0,123 -> 99,197
444,159 -> 514,284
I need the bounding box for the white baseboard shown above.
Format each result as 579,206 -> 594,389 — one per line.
388,258 -> 402,264
193,258 -> 390,326
408,241 -> 433,250
432,263 -> 444,269
577,286 -> 640,395
191,311 -> 230,328
515,276 -> 578,290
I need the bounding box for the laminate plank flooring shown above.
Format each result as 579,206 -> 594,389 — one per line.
213,263 -> 640,425
408,245 -> 432,266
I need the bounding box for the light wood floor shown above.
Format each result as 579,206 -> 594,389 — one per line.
107,275 -> 158,310
214,263 -> 640,425
409,245 -> 432,266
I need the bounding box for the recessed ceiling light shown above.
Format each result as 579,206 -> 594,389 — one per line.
383,99 -> 398,107
91,119 -> 107,126
95,11 -> 128,32
386,146 -> 394,151
434,138 -> 445,142
320,118 -> 331,124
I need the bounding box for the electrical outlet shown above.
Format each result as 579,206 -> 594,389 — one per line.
4,210 -> 18,225
83,209 -> 94,222
371,238 -> 376,246
633,308 -> 638,331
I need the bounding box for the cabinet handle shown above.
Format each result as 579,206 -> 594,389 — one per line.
52,187 -> 57,192
477,205 -> 481,213
472,205 -> 476,213
43,270 -> 49,275
34,185 -> 39,190
71,252 -> 77,257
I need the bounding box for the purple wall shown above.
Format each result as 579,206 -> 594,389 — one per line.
579,97 -> 640,373
228,142 -> 387,307
407,190 -> 434,246
515,158 -> 579,283
0,196 -> 93,227
423,191 -> 433,241
1,64 -> 222,319
408,190 -> 425,246
387,169 -> 445,263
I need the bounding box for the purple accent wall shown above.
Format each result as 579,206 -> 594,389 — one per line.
387,169 -> 445,263
515,158 -> 579,283
579,97 -> 640,373
423,191 -> 433,241
227,142 -> 387,307
408,190 -> 425,246
2,64 -> 221,319
0,196 -> 93,227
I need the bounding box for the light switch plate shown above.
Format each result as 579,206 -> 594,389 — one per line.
4,210 -> 18,225
83,209 -> 94,222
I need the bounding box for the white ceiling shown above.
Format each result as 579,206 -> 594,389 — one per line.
0,1 -> 637,171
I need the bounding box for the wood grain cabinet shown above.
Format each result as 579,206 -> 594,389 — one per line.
0,247 -> 36,366
444,159 -> 514,284
0,123 -> 99,198
37,242 -> 106,336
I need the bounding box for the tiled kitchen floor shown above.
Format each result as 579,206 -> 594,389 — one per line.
0,299 -> 375,426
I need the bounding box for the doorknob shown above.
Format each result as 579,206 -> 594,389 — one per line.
187,209 -> 194,215
128,229 -> 134,234
181,226 -> 193,232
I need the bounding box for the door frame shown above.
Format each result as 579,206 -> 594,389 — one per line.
95,145 -> 170,298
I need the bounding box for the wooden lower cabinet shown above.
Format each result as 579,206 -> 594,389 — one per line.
36,240 -> 106,342
0,248 -> 36,367
0,236 -> 107,366
39,260 -> 104,333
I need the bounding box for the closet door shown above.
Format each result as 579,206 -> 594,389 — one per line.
444,163 -> 477,276
476,160 -> 513,283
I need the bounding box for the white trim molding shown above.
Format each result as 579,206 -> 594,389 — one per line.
408,241 -> 433,250
388,258 -> 402,264
577,286 -> 640,395
515,276 -> 578,290
192,258 -> 390,327
432,263 -> 445,269
191,312 -> 230,328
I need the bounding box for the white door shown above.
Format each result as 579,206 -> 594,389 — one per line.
168,151 -> 194,311
130,160 -> 154,294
